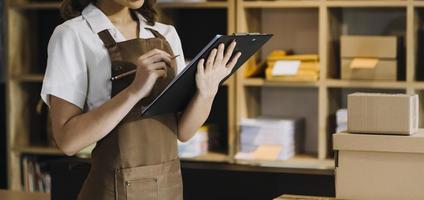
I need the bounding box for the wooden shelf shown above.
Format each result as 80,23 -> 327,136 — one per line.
9,1 -> 228,10
326,1 -> 408,8
8,0 -> 414,10
325,79 -> 409,89
414,1 -> 424,7
235,155 -> 334,170
243,78 -> 320,87
12,145 -> 94,159
242,78 -> 424,89
13,146 -> 63,156
9,2 -> 60,10
0,190 -> 50,200
412,82 -> 424,89
180,152 -> 230,162
242,1 -> 320,8
158,1 -> 228,9
243,0 -> 409,8
12,74 -> 44,82
182,158 -> 334,176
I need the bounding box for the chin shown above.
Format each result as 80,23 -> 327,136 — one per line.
126,0 -> 144,9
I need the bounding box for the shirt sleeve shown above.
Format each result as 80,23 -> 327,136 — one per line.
40,23 -> 88,110
168,25 -> 186,74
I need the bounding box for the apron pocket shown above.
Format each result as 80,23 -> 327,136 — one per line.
125,178 -> 158,200
159,171 -> 183,200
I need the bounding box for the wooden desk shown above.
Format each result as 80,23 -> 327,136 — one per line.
275,194 -> 335,200
0,189 -> 50,200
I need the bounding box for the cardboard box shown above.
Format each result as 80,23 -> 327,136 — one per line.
334,132 -> 424,200
341,59 -> 397,80
340,35 -> 398,80
348,93 -> 419,135
341,36 -> 397,58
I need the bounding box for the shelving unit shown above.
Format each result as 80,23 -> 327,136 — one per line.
157,0 -> 235,162
6,0 -> 424,193
235,0 -> 424,166
5,0 -> 235,191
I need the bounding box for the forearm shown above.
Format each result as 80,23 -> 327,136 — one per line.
177,91 -> 215,142
54,87 -> 140,155
178,40 -> 240,142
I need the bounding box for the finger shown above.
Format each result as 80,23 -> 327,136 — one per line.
197,58 -> 205,76
139,49 -> 172,62
144,54 -> 171,66
226,52 -> 242,72
223,40 -> 237,63
206,48 -> 217,71
139,49 -> 157,59
215,43 -> 225,66
148,62 -> 167,70
159,69 -> 168,79
139,49 -> 163,59
137,54 -> 168,67
154,69 -> 167,79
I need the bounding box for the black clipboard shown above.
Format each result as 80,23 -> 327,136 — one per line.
141,33 -> 273,117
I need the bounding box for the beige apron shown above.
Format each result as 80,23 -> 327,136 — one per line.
77,20 -> 183,200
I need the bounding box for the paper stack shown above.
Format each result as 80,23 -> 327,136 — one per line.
265,51 -> 320,82
178,126 -> 208,158
236,117 -> 304,161
336,108 -> 347,133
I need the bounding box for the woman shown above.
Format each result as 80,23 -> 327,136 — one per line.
40,0 -> 241,199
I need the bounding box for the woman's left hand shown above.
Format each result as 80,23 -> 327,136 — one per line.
196,41 -> 242,98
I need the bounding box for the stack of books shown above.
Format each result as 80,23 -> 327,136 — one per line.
178,126 -> 209,158
236,117 -> 304,161
21,156 -> 51,192
265,51 -> 320,82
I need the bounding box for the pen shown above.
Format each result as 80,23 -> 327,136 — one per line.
111,55 -> 180,81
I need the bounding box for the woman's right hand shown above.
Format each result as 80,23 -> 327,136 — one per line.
128,49 -> 172,99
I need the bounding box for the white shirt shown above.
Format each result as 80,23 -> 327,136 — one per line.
40,3 -> 186,111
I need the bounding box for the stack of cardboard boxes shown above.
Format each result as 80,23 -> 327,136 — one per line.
334,93 -> 423,199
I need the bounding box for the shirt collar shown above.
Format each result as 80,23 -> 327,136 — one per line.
82,3 -> 115,34
81,3 -> 156,39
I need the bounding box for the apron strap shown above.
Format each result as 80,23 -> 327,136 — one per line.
145,28 -> 166,40
98,30 -> 117,48
98,30 -> 122,61
145,28 -> 176,57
